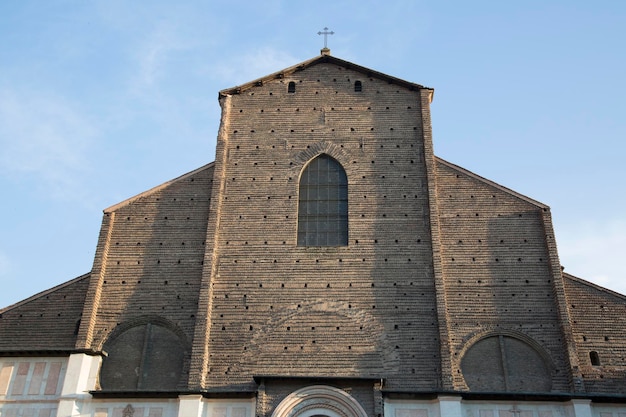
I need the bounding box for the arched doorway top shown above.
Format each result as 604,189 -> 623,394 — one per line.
271,385 -> 368,417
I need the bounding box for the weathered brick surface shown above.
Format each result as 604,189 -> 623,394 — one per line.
75,163 -> 215,385
435,160 -> 573,391
0,275 -> 89,351
2,54 -> 625,401
564,274 -> 626,393
196,61 -> 440,391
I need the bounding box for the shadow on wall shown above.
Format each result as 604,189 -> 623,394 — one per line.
91,165 -> 214,391
456,210 -> 568,393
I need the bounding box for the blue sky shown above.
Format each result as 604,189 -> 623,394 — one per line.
1,1 -> 624,308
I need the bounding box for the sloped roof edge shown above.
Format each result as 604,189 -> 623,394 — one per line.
219,54 -> 433,99
0,272 -> 90,314
563,272 -> 626,300
435,157 -> 549,209
105,162 -> 215,213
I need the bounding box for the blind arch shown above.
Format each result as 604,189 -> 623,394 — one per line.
99,322 -> 186,390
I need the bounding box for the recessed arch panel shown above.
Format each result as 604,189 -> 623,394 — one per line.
461,334 -> 553,392
99,322 -> 187,390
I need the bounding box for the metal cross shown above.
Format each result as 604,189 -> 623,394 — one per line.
318,27 -> 334,48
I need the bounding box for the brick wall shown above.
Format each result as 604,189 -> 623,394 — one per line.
77,164 -> 215,386
0,275 -> 88,350
195,62 -> 441,391
564,274 -> 626,393
435,160 -> 573,391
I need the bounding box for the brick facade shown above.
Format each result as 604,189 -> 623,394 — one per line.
1,53 -> 625,416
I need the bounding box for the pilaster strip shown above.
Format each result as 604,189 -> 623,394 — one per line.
75,211 -> 115,349
188,94 -> 232,389
420,89 -> 453,390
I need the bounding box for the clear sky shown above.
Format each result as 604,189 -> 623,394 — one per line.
1,1 -> 624,308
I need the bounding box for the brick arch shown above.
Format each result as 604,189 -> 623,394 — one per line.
93,315 -> 190,351
98,317 -> 190,391
458,328 -> 555,368
271,385 -> 368,417
458,329 -> 555,392
291,141 -> 352,176
240,300 -> 397,376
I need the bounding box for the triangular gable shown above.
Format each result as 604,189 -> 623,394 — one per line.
104,162 -> 214,213
219,53 -> 433,100
0,273 -> 90,314
436,156 -> 549,209
563,272 -> 626,300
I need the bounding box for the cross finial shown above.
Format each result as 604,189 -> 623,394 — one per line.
318,27 -> 334,49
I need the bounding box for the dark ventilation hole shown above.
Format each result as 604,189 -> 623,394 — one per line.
590,351 -> 601,366
354,80 -> 362,92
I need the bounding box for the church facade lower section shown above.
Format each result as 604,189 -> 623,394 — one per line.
2,51 -> 626,416
1,353 -> 625,417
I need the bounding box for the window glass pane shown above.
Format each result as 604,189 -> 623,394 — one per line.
297,155 -> 348,246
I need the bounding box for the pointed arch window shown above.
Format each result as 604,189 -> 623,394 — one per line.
354,80 -> 362,92
298,155 -> 348,246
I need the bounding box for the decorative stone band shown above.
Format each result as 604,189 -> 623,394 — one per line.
272,385 -> 368,417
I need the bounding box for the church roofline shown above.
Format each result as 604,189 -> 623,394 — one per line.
435,157 -> 549,209
563,271 -> 626,299
104,162 -> 215,213
0,272 -> 90,314
0,348 -> 103,357
219,54 -> 434,101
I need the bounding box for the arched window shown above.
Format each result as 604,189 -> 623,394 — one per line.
590,351 -> 601,366
354,80 -> 362,92
298,155 -> 348,246
100,323 -> 186,390
288,81 -> 296,93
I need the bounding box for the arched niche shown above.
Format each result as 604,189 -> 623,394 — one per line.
99,322 -> 187,391
460,334 -> 553,392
